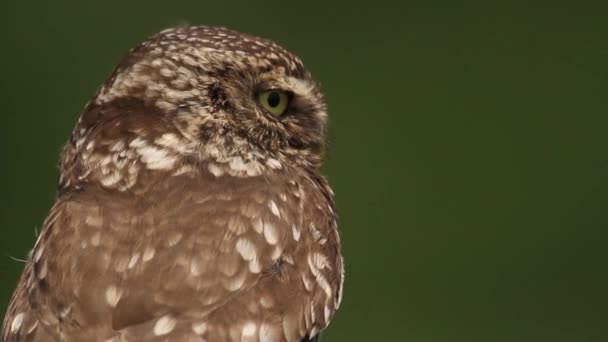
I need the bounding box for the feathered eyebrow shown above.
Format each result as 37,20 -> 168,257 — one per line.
256,75 -> 319,102
284,77 -> 316,96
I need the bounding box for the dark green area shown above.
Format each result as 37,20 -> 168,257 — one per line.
1,1 -> 607,341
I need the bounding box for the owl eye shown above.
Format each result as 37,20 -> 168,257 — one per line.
257,90 -> 290,116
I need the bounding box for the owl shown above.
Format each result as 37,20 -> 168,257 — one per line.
2,26 -> 343,342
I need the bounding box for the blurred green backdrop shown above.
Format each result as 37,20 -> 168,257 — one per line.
1,1 -> 607,341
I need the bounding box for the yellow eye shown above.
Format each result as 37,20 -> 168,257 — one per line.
257,90 -> 290,116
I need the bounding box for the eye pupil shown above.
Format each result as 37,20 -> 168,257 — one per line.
267,92 -> 281,107
258,90 -> 289,116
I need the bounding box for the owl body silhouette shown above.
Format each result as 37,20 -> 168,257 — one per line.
2,26 -> 343,342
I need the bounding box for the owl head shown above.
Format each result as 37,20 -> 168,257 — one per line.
59,26 -> 330,192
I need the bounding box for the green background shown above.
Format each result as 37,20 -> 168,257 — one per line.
1,1 -> 607,341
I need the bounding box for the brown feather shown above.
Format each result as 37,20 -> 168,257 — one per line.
3,25 -> 342,342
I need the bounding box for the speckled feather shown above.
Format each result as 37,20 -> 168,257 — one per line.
2,26 -> 343,342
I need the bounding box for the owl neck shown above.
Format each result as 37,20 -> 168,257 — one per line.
57,128 -> 319,196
